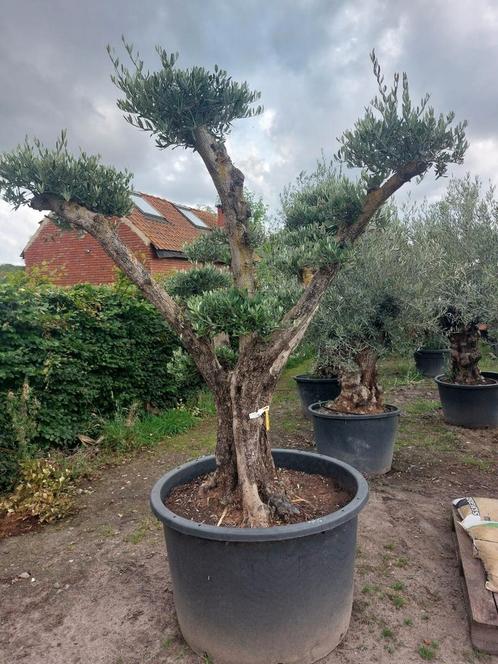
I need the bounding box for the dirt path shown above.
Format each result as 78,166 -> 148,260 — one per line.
1,368 -> 497,664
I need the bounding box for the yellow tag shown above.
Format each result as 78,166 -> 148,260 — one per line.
264,409 -> 270,431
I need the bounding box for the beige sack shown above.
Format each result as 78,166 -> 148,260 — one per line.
454,497 -> 498,593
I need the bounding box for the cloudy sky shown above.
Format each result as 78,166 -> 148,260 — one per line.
1,0 -> 497,264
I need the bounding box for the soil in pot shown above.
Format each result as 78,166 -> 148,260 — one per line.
151,449 -> 368,664
309,401 -> 400,476
435,372 -> 498,428
165,467 -> 352,527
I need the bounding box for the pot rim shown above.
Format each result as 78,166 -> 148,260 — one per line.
415,347 -> 449,355
308,402 -> 400,421
294,373 -> 340,383
435,373 -> 498,390
150,449 -> 368,543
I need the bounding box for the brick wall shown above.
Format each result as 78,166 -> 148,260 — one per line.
23,218 -> 191,285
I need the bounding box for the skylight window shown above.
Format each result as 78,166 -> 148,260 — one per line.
131,193 -> 164,219
176,204 -> 209,229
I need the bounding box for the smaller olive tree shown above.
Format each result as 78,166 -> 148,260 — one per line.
409,176 -> 498,384
307,218 -> 431,413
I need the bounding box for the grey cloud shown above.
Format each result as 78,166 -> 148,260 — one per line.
1,0 -> 498,263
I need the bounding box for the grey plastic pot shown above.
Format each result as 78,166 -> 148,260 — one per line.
308,402 -> 400,476
294,374 -> 341,419
414,347 -> 449,378
150,449 -> 368,664
435,371 -> 498,428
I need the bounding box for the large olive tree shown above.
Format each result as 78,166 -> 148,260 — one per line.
0,49 -> 466,526
408,176 -> 498,384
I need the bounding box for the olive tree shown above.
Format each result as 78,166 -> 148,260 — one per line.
307,217 -> 432,413
0,48 -> 466,526
409,176 -> 498,384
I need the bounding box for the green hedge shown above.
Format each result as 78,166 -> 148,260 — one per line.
0,278 -> 199,491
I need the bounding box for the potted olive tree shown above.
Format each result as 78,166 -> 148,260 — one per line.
306,219 -> 426,475
411,176 -> 498,427
0,46 -> 466,664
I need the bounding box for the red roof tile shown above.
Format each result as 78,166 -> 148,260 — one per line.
129,193 -> 217,251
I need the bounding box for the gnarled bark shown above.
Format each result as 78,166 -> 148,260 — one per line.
449,324 -> 483,384
326,348 -> 384,414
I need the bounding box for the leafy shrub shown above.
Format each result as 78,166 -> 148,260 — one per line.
0,277 -> 202,490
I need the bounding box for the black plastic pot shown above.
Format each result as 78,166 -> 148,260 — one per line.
294,374 -> 341,418
435,371 -> 498,428
150,449 -> 368,664
308,402 -> 400,476
414,347 -> 449,378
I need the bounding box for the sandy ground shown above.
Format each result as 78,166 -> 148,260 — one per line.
1,377 -> 497,664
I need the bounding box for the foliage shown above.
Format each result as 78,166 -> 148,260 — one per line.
310,218 -> 428,373
0,277 -> 200,491
337,51 -> 468,188
185,192 -> 268,265
0,264 -> 24,279
187,287 -> 283,339
0,456 -> 75,523
167,347 -> 201,394
0,130 -> 132,216
262,222 -> 348,277
165,265 -> 232,299
408,175 -> 498,332
185,227 -> 232,265
100,405 -> 198,453
281,160 -> 366,231
109,40 -> 263,149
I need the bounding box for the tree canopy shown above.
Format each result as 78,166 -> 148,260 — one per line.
108,41 -> 263,149
337,51 -> 468,188
408,175 -> 498,333
0,131 -> 132,217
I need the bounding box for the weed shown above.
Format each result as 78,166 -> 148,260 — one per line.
418,640 -> 439,660
362,584 -> 375,595
127,517 -> 157,544
395,556 -> 408,568
384,542 -> 396,551
161,636 -> 174,649
391,581 -> 405,591
390,594 -> 406,609
460,455 -> 492,471
404,617 -> 413,626
98,524 -> 117,538
382,627 -> 394,639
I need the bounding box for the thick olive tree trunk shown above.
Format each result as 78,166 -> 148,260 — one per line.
449,323 -> 483,384
327,348 -> 384,414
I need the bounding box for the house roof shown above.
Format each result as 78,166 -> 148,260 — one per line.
129,193 -> 218,252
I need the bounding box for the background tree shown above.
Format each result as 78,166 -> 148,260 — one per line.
307,217 -> 431,413
408,175 -> 498,384
0,48 -> 467,526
